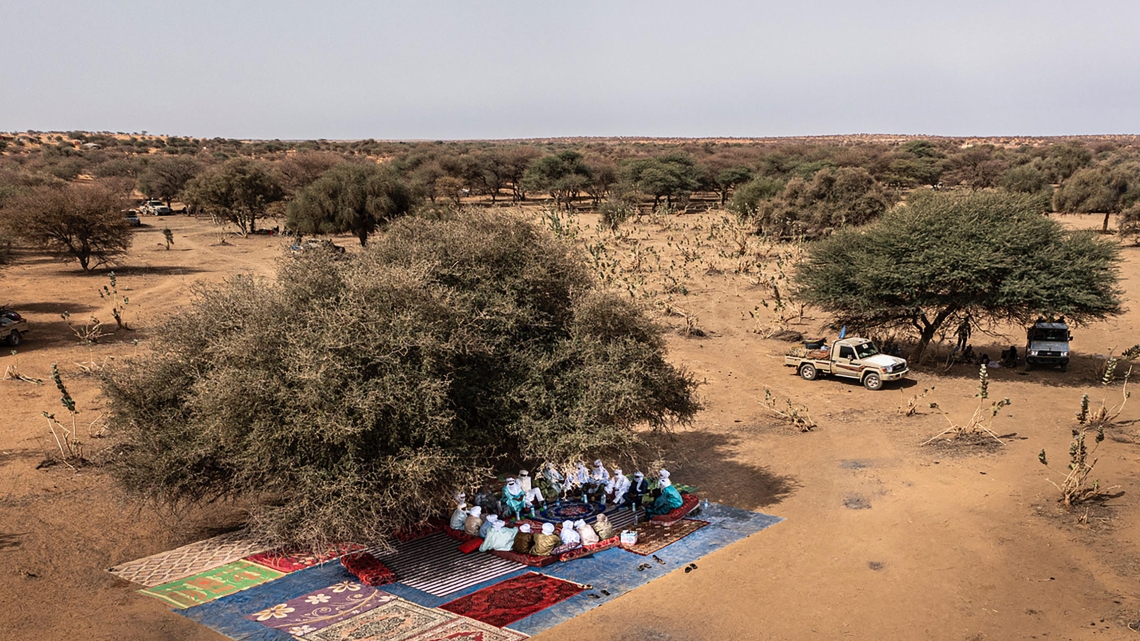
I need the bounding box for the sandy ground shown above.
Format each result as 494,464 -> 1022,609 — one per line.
2,212 -> 1139,641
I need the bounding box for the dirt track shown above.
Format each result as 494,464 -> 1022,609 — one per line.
2,212 -> 1138,640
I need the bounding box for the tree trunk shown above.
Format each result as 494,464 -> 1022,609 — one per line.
1103,212 -> 1111,233
909,305 -> 960,364
358,229 -> 368,247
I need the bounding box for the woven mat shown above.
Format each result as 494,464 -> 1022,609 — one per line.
245,581 -> 395,636
365,533 -> 524,597
109,530 -> 268,587
621,519 -> 709,556
440,571 -> 583,628
306,598 -> 454,641
139,560 -> 284,609
405,616 -> 528,640
246,543 -> 365,574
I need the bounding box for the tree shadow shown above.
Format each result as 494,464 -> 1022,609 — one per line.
0,533 -> 22,550
912,349 -> 1110,389
6,301 -> 95,315
646,430 -> 799,511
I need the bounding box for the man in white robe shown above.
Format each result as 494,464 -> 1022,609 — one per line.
608,469 -> 631,506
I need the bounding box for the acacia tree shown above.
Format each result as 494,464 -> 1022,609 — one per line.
621,154 -> 701,210
794,191 -> 1123,363
102,211 -> 699,548
286,163 -> 415,246
522,151 -> 592,209
2,183 -> 131,271
183,158 -> 284,236
137,155 -> 201,206
1053,163 -> 1140,232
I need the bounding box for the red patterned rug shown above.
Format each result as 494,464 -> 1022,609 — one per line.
439,572 -> 584,627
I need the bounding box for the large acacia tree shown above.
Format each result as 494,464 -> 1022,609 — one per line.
103,211 -> 699,548
183,158 -> 284,236
286,163 -> 415,246
794,191 -> 1123,362
2,182 -> 131,271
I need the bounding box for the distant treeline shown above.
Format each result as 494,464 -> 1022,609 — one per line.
2,131 -> 1139,240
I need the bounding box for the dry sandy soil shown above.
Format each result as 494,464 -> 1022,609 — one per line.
2,211 -> 1140,641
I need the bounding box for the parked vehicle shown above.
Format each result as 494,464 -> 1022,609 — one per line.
784,337 -> 908,390
1025,319 -> 1071,371
124,209 -> 141,227
290,239 -> 346,254
141,200 -> 172,215
0,309 -> 28,347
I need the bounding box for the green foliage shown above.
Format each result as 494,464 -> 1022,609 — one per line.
286,163 -> 415,246
728,176 -> 784,219
137,155 -> 200,205
620,154 -> 701,210
746,167 -> 893,238
794,190 -> 1123,362
183,158 -> 284,236
102,211 -> 699,548
1,182 -> 131,271
522,151 -> 592,209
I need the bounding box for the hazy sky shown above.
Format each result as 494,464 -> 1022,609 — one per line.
2,1 -> 1138,139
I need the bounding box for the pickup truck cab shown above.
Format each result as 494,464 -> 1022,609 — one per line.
1025,320 -> 1071,371
1,309 -> 28,346
784,337 -> 908,390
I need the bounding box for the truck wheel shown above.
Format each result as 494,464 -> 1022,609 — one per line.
1060,363 -> 1068,373
1024,362 -> 1033,372
6,331 -> 21,347
863,372 -> 882,390
799,364 -> 818,381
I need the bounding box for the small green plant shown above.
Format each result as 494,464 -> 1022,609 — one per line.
1079,360 -> 1131,428
760,388 -> 815,432
162,227 -> 174,250
923,363 -> 1010,444
99,271 -> 129,330
900,386 -> 934,417
1039,425 -> 1117,506
43,364 -> 84,466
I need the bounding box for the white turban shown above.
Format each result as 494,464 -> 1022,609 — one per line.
469,506 -> 482,517
492,520 -> 505,529
659,469 -> 670,478
574,519 -> 586,528
561,520 -> 574,530
594,459 -> 603,467
614,469 -> 623,476
541,523 -> 555,535
519,470 -> 529,477
519,524 -> 532,533
634,472 -> 644,479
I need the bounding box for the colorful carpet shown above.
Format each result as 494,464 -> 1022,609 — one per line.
306,598 -> 454,641
365,533 -> 524,597
244,581 -> 395,636
439,572 -> 583,628
109,530 -> 269,587
246,543 -> 365,574
404,616 -> 528,640
140,560 -> 284,609
621,519 -> 709,556
530,501 -> 644,529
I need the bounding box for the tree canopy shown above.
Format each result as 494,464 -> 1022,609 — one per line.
1,182 -> 131,271
286,163 -> 415,246
103,211 -> 699,548
183,158 -> 284,236
137,155 -> 201,205
793,191 -> 1123,362
522,151 -> 592,209
747,167 -> 894,238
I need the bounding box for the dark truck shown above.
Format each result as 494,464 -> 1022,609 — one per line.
1025,319 -> 1072,372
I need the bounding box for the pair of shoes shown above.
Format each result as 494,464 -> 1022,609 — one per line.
652,554 -> 665,565
637,563 -> 651,571
683,563 -> 697,573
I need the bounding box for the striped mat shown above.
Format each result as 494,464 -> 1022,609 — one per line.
365,533 -> 525,597
605,506 -> 645,532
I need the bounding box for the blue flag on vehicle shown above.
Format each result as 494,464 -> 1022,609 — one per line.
838,325 -> 847,339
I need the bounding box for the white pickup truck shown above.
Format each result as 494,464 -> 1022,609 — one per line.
784,337 -> 908,390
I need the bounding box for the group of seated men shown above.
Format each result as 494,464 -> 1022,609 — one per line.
447,464 -> 686,557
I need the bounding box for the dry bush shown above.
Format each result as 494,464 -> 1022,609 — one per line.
760,388 -> 815,432
923,364 -> 1010,445
103,211 -> 700,549
1039,426 -> 1117,506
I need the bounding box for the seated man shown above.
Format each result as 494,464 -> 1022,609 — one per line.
518,470 -> 533,493
530,522 -> 561,556
607,469 -> 631,506
512,523 -> 534,554
568,462 -> 590,496
627,471 -> 649,510
586,459 -> 609,502
646,469 -> 684,517
463,506 -> 485,537
559,520 -> 581,546
479,513 -> 499,538
449,501 -> 469,531
479,519 -> 519,552
592,513 -> 614,540
575,519 -> 599,546
539,462 -> 564,499
474,484 -> 504,516
501,477 -> 545,519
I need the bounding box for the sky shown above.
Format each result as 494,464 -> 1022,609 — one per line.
1,1 -> 1138,139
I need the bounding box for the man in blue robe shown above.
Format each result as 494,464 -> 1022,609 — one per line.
646,469 -> 684,517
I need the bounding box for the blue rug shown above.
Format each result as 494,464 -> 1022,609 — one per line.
173,502 -> 782,639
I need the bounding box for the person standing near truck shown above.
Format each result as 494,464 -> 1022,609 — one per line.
955,316 -> 972,353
